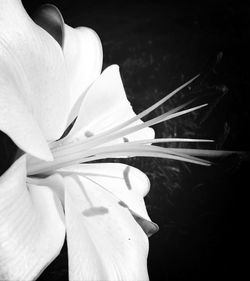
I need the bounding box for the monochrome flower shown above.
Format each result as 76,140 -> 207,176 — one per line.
0,1 -> 233,280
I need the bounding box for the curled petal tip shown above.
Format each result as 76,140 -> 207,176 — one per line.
32,4 -> 65,48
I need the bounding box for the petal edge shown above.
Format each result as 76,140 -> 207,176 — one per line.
0,156 -> 65,280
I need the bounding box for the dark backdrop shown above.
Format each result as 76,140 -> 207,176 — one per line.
6,1 -> 250,280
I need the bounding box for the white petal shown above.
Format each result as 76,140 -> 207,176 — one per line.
0,60 -> 52,160
0,0 -> 70,143
59,163 -> 158,237
66,65 -> 154,144
64,173 -> 150,281
64,25 -> 103,125
0,156 -> 65,280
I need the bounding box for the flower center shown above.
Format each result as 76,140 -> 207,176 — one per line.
26,76 -> 223,176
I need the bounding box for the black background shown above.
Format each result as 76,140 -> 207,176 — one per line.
4,1 -> 250,280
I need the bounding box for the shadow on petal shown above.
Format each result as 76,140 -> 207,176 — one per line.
32,4 -> 65,48
123,165 -> 133,190
82,206 -> 109,217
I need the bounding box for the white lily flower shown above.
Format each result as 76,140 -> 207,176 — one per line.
0,1 -> 155,280
0,1 -> 239,280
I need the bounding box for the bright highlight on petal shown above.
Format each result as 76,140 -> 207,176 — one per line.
64,173 -> 150,281
0,156 -> 65,280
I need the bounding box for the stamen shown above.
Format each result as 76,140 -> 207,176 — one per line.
120,138 -> 214,145
79,151 -> 212,166
51,103 -> 207,156
165,148 -> 245,158
27,142 -> 215,175
27,102 -> 210,176
27,102 -> 207,168
52,143 -> 212,163
56,76 -> 199,150
27,75 -> 241,176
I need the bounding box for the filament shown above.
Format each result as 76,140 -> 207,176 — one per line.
27,75 -> 239,176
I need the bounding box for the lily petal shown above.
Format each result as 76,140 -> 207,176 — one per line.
58,163 -> 158,236
64,173 -> 150,281
0,59 -> 52,160
66,65 -> 154,144
0,156 -> 65,280
0,0 -> 70,143
64,25 -> 103,125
